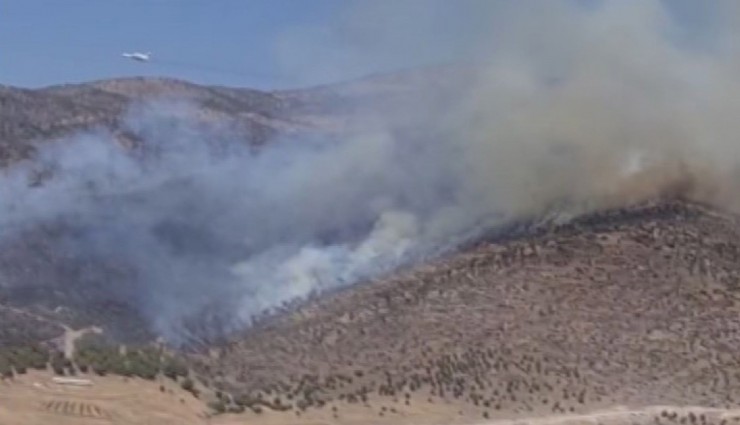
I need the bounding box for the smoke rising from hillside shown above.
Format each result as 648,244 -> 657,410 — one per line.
3,1 -> 740,341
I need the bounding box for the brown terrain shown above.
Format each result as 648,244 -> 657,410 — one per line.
0,67 -> 476,346
0,65 -> 475,164
0,77 -> 290,164
0,370 -> 207,425
191,199 -> 740,423
4,198 -> 740,425
2,73 -> 740,424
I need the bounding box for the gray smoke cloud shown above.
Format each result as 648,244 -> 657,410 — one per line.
3,0 -> 740,342
0,98 -> 473,340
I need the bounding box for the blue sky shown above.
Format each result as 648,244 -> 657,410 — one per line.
1,0 -> 496,89
0,0 -> 721,90
1,0 -> 346,88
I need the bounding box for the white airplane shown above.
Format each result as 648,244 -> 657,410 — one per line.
122,52 -> 152,62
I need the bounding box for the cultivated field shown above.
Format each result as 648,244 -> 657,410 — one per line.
5,370 -> 740,425
0,371 -> 206,425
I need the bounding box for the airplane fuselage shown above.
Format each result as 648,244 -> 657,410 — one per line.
122,52 -> 151,62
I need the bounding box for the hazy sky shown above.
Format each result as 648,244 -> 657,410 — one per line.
1,0 -> 495,89
0,0 -> 723,89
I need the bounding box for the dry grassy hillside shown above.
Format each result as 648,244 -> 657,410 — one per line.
0,224 -> 153,345
0,68 -> 478,347
4,198 -> 740,425
192,199 -> 740,422
0,68 -> 475,166
0,77 -> 305,165
4,72 -> 740,425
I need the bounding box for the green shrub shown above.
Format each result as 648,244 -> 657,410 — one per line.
208,400 -> 226,414
227,405 -> 245,414
0,356 -> 12,379
181,378 -> 194,391
162,356 -> 188,381
50,351 -> 67,375
124,350 -> 158,380
4,345 -> 48,371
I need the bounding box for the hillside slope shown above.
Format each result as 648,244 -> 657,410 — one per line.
194,199 -> 740,421
0,78 -> 293,164
4,72 -> 740,425
0,68 -> 479,346
0,66 -> 476,166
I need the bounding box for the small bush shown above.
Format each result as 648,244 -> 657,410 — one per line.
0,356 -> 12,379
162,357 -> 189,381
208,400 -> 226,414
181,378 -> 194,391
124,350 -> 158,380
50,351 -> 67,376
228,405 -> 245,414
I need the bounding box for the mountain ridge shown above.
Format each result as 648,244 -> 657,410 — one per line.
3,69 -> 740,424
0,65 -> 481,166
193,197 -> 740,419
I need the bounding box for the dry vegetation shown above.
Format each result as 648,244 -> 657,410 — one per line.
188,199 -> 740,422
9,194 -> 739,425
0,369 -> 209,425
0,305 -> 65,347
0,69 -> 473,165
0,77 -> 310,166
4,75 -> 740,424
1,71 -> 453,162
0,224 -> 155,344
3,176 -> 740,425
0,71 -> 471,345
0,77 -> 313,345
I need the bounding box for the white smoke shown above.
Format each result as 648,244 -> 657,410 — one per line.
4,1 -> 740,341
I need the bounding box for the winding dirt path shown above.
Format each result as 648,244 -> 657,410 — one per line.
0,303 -> 102,358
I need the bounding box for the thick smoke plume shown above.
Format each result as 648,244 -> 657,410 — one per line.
3,0 -> 740,341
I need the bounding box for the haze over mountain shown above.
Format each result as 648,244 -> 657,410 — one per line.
5,2 -> 740,424
5,1 -> 740,346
